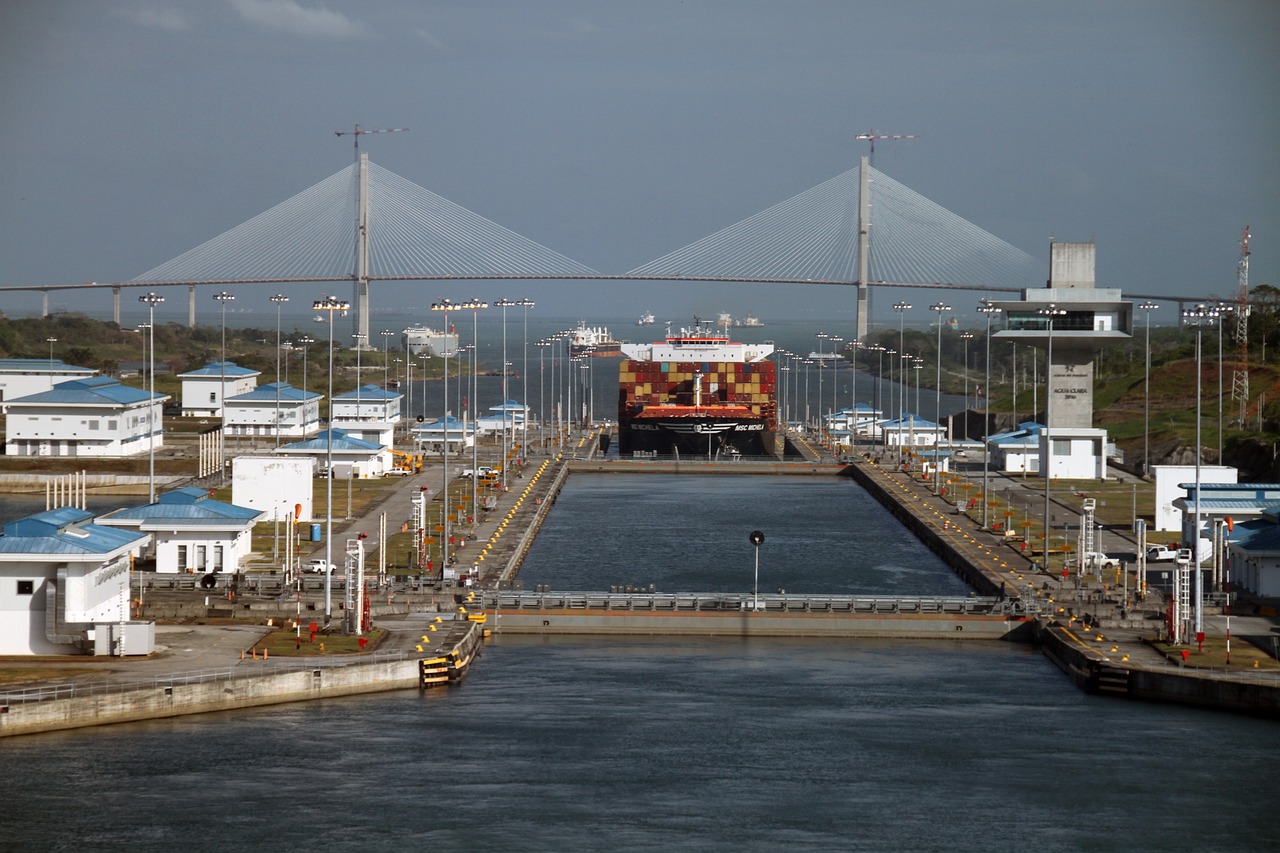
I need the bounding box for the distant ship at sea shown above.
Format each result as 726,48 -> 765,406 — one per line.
637,312 -> 656,326
567,321 -> 623,358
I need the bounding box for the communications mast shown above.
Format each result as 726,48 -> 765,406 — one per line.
1232,226 -> 1251,425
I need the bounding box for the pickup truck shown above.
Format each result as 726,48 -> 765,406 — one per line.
1146,546 -> 1179,563
1072,551 -> 1117,571
304,559 -> 335,574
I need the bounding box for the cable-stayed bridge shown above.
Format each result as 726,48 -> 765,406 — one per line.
7,155 -> 1049,340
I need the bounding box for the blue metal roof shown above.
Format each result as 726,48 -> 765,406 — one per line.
178,361 -> 261,378
0,358 -> 96,374
334,384 -> 401,401
283,429 -> 384,452
101,487 -> 262,524
6,376 -> 164,406
226,382 -> 320,402
0,507 -> 146,555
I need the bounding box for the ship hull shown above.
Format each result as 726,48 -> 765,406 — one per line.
570,343 -> 623,358
619,415 -> 775,458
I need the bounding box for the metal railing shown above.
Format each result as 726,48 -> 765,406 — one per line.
477,590 -> 1031,615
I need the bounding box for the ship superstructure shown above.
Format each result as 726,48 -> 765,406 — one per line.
617,321 -> 778,458
403,325 -> 459,357
567,321 -> 622,358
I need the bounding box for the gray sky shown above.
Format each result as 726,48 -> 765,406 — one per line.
1,0 -> 1277,328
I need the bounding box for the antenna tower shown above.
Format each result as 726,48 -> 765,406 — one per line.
1232,226 -> 1251,425
335,124 -> 409,160
854,129 -> 920,166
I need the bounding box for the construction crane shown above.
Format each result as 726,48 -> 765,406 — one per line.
335,125 -> 409,160
854,129 -> 920,166
1232,226 -> 1251,425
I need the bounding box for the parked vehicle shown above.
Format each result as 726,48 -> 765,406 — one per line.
1146,545 -> 1179,563
460,466 -> 494,479
305,559 -> 335,573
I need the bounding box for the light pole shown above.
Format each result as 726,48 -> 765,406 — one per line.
749,530 -> 765,611
830,336 -> 843,439
352,333 -> 367,436
517,298 -> 535,459
495,299 -> 516,489
536,340 -> 551,449
815,332 -> 828,436
1183,303 -> 1220,640
1215,302 -> 1233,463
1139,301 -> 1159,475
431,300 -> 454,572
46,336 -> 57,363
139,293 -> 164,503
960,332 -> 974,409
269,295 -> 288,446
1038,304 -> 1066,570
313,295 -> 349,626
978,302 -> 1003,529
380,330 -> 394,390
296,335 -> 314,397
460,298 -> 488,530
893,302 -> 911,463
930,303 -> 951,493
213,291 -> 235,483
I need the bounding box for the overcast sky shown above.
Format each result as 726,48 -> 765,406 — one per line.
1,0 -> 1277,329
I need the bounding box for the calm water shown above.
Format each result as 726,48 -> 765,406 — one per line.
3,476 -> 1279,851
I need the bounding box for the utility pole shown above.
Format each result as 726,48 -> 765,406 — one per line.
1232,226 -> 1251,425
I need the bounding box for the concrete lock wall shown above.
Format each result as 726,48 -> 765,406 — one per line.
0,659 -> 419,738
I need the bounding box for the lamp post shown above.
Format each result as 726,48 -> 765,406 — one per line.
296,335 -> 314,396
1183,303 -> 1220,639
978,302 -> 1003,530
380,329 -> 394,388
893,302 -> 911,462
1038,304 -> 1066,570
460,299 -> 488,530
212,291 -> 235,483
830,336 -> 843,440
516,298 -> 535,459
960,332 -> 974,409
46,336 -> 57,363
270,294 -> 288,446
495,299 -> 516,489
352,333 -> 367,435
139,293 -> 164,503
431,300 -> 454,572
1215,302 -> 1233,463
815,332 -> 828,437
313,295 -> 349,626
930,303 -> 951,493
1138,302 -> 1159,475
749,530 -> 765,611
536,340 -> 551,449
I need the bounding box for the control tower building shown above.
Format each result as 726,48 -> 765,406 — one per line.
992,242 -> 1132,479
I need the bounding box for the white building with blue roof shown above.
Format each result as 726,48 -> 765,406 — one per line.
880,413 -> 947,449
224,381 -> 321,438
3,376 -> 168,458
96,487 -> 264,574
331,383 -> 402,445
476,400 -> 527,436
178,361 -> 260,417
413,415 -> 474,455
0,507 -> 150,655
277,429 -> 393,479
0,358 -> 97,403
988,422 -> 1045,474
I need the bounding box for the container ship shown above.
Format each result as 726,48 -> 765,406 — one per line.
617,321 -> 779,459
567,321 -> 623,358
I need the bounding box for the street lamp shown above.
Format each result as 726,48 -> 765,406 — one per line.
1183,303 -> 1220,641
830,336 -> 843,439
313,294 -> 349,626
1038,304 -> 1066,570
930,303 -> 952,493
536,340 -> 551,449
1214,301 -> 1233,463
46,337 -> 57,363
960,332 -> 974,409
431,299 -> 455,572
213,291 -> 235,483
815,332 -> 829,436
460,298 -> 488,531
977,302 -> 1003,529
516,298 -> 535,459
749,530 -> 765,611
296,335 -> 314,397
893,302 -> 911,463
380,329 -> 395,390
1139,302 -> 1159,475
139,292 -> 164,503
270,295 -> 288,447
495,299 -> 517,489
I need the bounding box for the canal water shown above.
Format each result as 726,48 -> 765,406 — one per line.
3,479 -> 1278,851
